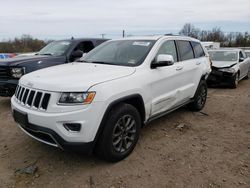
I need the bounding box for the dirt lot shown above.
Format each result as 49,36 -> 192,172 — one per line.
0,80 -> 250,188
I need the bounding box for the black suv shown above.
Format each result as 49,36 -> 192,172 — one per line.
0,38 -> 108,97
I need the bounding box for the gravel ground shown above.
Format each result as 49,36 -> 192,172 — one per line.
0,80 -> 250,188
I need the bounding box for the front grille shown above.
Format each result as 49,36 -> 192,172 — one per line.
15,85 -> 51,111
0,66 -> 9,79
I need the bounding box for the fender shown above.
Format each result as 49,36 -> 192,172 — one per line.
92,94 -> 145,148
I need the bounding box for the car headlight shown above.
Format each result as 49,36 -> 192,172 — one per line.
59,92 -> 96,104
219,67 -> 236,73
10,67 -> 25,78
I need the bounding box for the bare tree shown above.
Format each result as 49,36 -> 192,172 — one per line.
179,23 -> 200,39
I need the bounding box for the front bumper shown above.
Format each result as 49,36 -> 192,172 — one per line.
16,120 -> 95,153
207,69 -> 235,85
0,79 -> 18,97
11,96 -> 105,152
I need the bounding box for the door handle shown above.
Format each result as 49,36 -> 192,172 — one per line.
196,62 -> 201,65
176,66 -> 183,71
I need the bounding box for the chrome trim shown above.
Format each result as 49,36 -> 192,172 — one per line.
25,89 -> 31,105
17,123 -> 62,149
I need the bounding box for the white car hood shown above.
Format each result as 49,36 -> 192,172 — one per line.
212,61 -> 237,68
20,63 -> 136,92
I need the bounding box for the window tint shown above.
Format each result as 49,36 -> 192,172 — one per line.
191,41 -> 205,58
74,41 -> 94,53
96,40 -> 106,46
176,41 -> 194,61
156,41 -> 177,62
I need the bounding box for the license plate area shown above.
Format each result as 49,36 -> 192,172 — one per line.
13,110 -> 29,127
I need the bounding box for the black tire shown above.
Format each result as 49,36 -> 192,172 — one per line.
244,69 -> 250,79
95,103 -> 141,162
230,73 -> 239,88
188,80 -> 207,111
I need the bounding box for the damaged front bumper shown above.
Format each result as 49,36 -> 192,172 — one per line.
207,67 -> 236,86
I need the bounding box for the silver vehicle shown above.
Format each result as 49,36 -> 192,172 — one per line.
245,50 -> 250,58
207,48 -> 250,88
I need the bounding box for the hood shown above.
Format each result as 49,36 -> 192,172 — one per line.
212,60 -> 237,68
0,55 -> 63,66
20,63 -> 136,92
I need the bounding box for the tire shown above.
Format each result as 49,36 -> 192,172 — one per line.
231,73 -> 239,88
244,68 -> 250,79
95,103 -> 141,162
188,80 -> 207,111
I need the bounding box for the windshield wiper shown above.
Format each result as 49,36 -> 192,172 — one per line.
91,61 -> 114,65
77,59 -> 89,63
39,53 -> 53,56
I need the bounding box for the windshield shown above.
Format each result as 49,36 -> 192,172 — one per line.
38,41 -> 72,56
80,40 -> 155,66
208,51 -> 238,61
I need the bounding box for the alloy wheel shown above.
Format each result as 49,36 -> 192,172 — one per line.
112,115 -> 136,153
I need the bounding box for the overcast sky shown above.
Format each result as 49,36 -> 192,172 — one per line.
0,0 -> 250,40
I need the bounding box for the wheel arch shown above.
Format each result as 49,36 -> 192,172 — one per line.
93,94 -> 146,150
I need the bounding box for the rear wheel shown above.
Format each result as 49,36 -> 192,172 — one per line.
188,80 -> 207,111
95,103 -> 141,162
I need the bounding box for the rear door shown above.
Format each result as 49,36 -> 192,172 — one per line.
176,40 -> 201,99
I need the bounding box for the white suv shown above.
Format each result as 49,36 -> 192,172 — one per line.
11,36 -> 211,162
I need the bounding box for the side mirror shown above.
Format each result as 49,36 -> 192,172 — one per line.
151,54 -> 174,69
239,57 -> 244,62
71,50 -> 83,59
82,53 -> 87,58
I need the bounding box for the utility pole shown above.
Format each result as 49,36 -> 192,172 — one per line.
100,34 -> 106,39
122,30 -> 125,38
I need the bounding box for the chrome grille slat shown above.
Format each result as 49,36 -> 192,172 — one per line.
19,87 -> 25,101
24,89 -> 31,105
14,85 -> 51,111
17,86 -> 22,100
38,93 -> 45,109
31,91 -> 38,108
15,85 -> 20,97
20,88 -> 27,104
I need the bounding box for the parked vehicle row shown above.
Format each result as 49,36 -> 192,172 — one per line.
0,38 -> 108,97
11,35 -> 211,162
0,53 -> 16,59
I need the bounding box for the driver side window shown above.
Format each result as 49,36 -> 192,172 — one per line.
156,41 -> 177,62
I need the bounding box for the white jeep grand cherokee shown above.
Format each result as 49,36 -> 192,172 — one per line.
11,35 -> 211,162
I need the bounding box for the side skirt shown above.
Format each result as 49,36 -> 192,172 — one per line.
145,99 -> 192,124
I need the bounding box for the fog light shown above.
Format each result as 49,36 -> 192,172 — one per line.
63,123 -> 81,132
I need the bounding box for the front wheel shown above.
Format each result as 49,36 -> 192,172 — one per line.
244,68 -> 250,79
231,73 -> 239,88
95,103 -> 141,162
188,80 -> 207,111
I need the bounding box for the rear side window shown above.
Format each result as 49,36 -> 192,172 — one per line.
191,41 -> 205,58
96,40 -> 107,46
74,41 -> 94,53
176,41 -> 194,61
